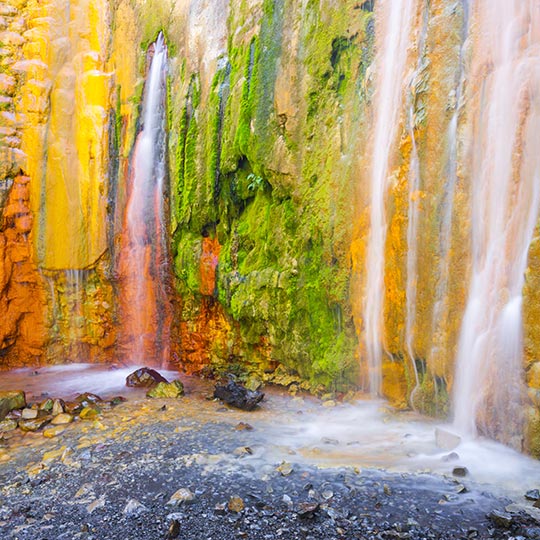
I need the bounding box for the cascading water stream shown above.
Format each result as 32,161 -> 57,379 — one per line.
452,1 -> 540,446
404,4 -> 429,405
363,0 -> 416,395
118,33 -> 172,365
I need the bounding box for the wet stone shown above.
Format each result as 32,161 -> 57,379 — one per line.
126,367 -> 168,388
0,418 -> 17,432
167,488 -> 195,505
146,380 -> 184,399
51,413 -> 73,425
0,390 -> 25,420
297,502 -> 320,519
228,496 -> 245,513
21,408 -> 38,419
18,415 -> 52,432
213,379 -> 264,411
488,510 -> 513,528
525,489 -> 540,501
452,467 -> 469,478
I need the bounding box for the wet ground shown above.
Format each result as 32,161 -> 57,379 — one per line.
0,365 -> 539,540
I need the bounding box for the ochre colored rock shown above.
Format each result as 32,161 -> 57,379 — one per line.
146,380 -> 184,399
0,390 -> 26,420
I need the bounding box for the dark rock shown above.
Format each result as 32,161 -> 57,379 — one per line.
488,510 -> 513,528
441,452 -> 460,462
525,489 -> 540,501
452,467 -> 469,477
109,396 -> 127,407
166,519 -> 180,539
126,368 -> 168,388
213,380 -> 264,411
534,501 -> 540,509
0,391 -> 26,420
235,422 -> 253,431
75,393 -> 103,407
297,502 -> 320,519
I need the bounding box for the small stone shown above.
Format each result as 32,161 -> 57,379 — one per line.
126,367 -> 168,388
167,488 -> 195,505
322,490 -> 334,500
166,519 -> 181,539
79,406 -> 100,420
452,466 -> 469,478
322,400 -> 336,408
39,399 -> 54,412
51,413 -> 73,425
233,446 -> 253,457
235,422 -> 253,431
87,496 -> 106,514
0,391 -> 26,420
277,462 -> 293,476
321,437 -> 339,445
525,489 -> 540,501
19,416 -> 51,432
43,425 -> 66,438
435,428 -> 461,450
52,399 -> 65,416
383,484 -> 392,496
146,380 -> 184,399
109,396 -> 127,407
21,408 -> 38,419
0,418 -> 17,432
228,496 -> 245,513
297,502 -> 320,519
245,375 -> 263,392
214,502 -> 227,515
123,499 -> 148,517
75,393 -> 103,406
455,484 -> 469,494
488,510 -> 513,528
441,452 -> 460,462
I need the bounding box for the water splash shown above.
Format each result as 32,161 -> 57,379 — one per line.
453,1 -> 540,446
118,34 -> 172,366
363,0 -> 417,395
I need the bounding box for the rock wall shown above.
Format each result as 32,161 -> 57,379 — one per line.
0,0 -> 539,454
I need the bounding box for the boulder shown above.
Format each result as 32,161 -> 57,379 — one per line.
435,428 -> 461,450
126,367 -> 168,388
213,380 -> 264,411
0,391 -> 26,420
146,380 -> 184,399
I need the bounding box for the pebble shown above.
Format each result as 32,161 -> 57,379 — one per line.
525,489 -> 540,502
51,413 -> 73,425
122,499 -> 148,517
452,466 -> 469,478
167,488 -> 195,505
228,496 -> 245,513
277,462 -> 293,476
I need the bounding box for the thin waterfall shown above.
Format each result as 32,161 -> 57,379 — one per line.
405,4 -> 429,405
363,0 -> 416,395
427,1 -> 469,387
118,33 -> 171,365
453,1 -> 540,445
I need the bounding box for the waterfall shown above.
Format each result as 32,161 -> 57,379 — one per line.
363,0 -> 416,395
452,1 -> 540,446
118,33 -> 171,365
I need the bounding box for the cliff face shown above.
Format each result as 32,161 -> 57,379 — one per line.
0,0 -> 539,455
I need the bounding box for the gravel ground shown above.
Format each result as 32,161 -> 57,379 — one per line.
0,384 -> 539,540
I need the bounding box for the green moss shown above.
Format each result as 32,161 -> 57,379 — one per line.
171,0 -> 374,391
